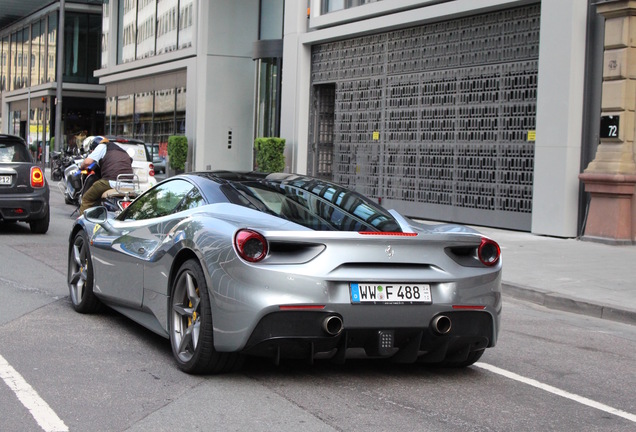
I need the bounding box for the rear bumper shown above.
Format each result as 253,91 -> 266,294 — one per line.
241,310 -> 494,364
0,188 -> 49,221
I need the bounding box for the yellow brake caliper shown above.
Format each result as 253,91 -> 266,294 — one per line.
188,287 -> 199,327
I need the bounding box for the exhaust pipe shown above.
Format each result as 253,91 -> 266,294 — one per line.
322,315 -> 344,336
431,315 -> 452,335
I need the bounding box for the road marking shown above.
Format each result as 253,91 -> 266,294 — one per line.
476,362 -> 636,424
0,354 -> 68,432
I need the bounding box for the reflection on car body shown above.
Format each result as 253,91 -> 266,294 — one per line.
68,171 -> 501,374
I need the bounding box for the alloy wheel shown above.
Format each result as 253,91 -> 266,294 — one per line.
171,271 -> 201,363
69,235 -> 89,305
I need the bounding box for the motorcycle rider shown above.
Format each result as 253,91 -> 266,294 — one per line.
78,136 -> 134,214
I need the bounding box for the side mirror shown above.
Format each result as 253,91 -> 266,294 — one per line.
84,206 -> 108,223
84,206 -> 119,234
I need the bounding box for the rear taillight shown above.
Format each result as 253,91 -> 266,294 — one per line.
478,238 -> 500,266
120,200 -> 132,210
149,163 -> 155,177
234,229 -> 268,262
30,167 -> 45,188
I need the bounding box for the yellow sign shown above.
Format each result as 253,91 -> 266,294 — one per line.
527,130 -> 536,142
372,131 -> 380,141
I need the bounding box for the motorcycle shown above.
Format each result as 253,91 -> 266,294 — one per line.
59,156 -> 85,205
50,151 -> 64,181
76,162 -> 140,214
60,159 -> 139,214
50,150 -> 76,182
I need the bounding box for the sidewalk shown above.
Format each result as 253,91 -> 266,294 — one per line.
475,226 -> 636,325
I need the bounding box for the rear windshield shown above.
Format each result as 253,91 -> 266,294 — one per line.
113,142 -> 151,162
0,141 -> 32,163
223,179 -> 402,232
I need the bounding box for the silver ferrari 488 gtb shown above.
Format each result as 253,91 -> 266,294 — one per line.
68,171 -> 501,374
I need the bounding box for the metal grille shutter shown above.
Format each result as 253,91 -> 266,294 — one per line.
309,4 -> 540,230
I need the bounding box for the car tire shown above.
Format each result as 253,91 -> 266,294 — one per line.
29,209 -> 50,234
170,259 -> 243,374
68,231 -> 101,313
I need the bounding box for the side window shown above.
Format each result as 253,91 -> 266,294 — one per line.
120,179 -> 203,221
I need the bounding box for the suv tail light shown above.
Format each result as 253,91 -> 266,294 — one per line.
30,166 -> 45,188
234,229 -> 268,262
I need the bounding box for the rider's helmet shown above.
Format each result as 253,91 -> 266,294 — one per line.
83,135 -> 109,153
90,136 -> 109,151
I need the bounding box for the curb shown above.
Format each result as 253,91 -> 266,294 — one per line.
502,282 -> 636,326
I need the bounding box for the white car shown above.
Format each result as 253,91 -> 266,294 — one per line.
107,137 -> 158,191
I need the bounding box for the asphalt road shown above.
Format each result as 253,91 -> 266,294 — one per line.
1,182 -> 635,432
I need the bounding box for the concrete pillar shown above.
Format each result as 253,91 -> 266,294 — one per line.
580,0 -> 636,244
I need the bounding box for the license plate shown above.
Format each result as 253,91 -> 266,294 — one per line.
350,283 -> 432,304
0,175 -> 12,185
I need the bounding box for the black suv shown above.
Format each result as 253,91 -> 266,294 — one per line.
0,134 -> 50,233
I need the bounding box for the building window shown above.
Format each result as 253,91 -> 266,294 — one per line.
9,110 -> 23,137
10,30 -> 25,90
47,12 -> 58,83
105,72 -> 186,150
253,1 -> 284,138
102,0 -> 110,68
178,0 -> 194,49
176,86 -> 186,134
154,87 -> 176,145
1,37 -> 8,91
255,57 -> 281,137
156,0 -> 178,55
63,13 -> 101,83
321,0 -> 381,14
137,0 -> 156,59
31,21 -> 42,87
116,94 -> 134,136
38,19 -> 46,85
259,0 -> 284,40
117,0 -> 194,64
135,90 -> 153,142
118,0 -> 137,63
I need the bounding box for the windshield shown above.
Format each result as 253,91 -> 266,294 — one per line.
225,178 -> 402,232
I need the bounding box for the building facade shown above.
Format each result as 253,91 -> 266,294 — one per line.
0,1 -> 105,157
96,0 -> 262,172
3,0 -> 628,241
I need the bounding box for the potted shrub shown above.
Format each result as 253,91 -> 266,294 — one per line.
167,135 -> 188,174
254,137 -> 286,173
